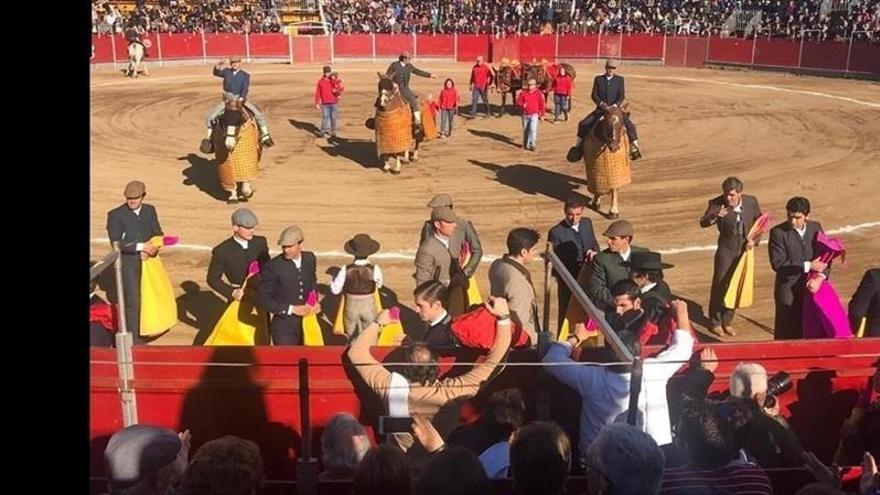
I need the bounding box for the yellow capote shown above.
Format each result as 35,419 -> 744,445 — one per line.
723,214 -> 769,309
333,290 -> 384,335
557,263 -> 599,342
303,310 -> 324,346
140,236 -> 177,336
204,274 -> 267,346
856,317 -> 866,338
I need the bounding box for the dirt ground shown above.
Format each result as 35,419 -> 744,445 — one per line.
89,61 -> 880,345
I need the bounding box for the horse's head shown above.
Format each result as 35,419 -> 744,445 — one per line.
596,106 -> 626,152
376,73 -> 397,109
523,63 -> 549,90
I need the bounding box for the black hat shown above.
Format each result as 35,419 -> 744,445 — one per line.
622,251 -> 674,271
344,233 -> 380,258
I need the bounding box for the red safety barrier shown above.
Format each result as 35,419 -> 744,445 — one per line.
620,33 -> 664,60
375,34 -> 413,57
457,34 -> 490,62
707,36 -> 752,64
247,33 -> 289,58
332,33 -> 373,58
557,34 -> 600,58
91,35 -> 115,64
848,42 -> 880,75
415,34 -> 455,57
292,36 -> 312,63
754,38 -> 800,68
800,41 -> 849,72
492,36 -> 521,62
684,36 -> 709,67
519,35 -> 556,62
158,33 -> 203,60
205,32 -> 247,58
663,36 -> 686,67
599,33 -> 622,59
312,35 -> 332,63
112,34 -> 130,62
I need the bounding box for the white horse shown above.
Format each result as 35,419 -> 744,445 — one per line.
126,42 -> 149,78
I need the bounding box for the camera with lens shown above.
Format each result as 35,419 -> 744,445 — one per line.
763,371 -> 793,409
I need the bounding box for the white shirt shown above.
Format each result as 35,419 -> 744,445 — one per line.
794,225 -> 813,273
330,259 -> 384,295
567,220 -> 580,232
131,206 -> 146,252
434,233 -> 450,250
429,309 -> 449,327
543,329 -> 695,457
288,256 -> 302,270
640,282 -> 657,294
233,236 -> 249,250
619,247 -> 632,262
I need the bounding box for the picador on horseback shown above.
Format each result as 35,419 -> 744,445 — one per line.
568,59 -> 641,163
123,24 -> 150,78
385,51 -> 437,126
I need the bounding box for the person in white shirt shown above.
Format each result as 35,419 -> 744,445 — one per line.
542,299 -> 695,469
330,234 -> 384,339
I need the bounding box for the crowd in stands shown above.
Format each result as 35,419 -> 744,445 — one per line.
93,0 -> 880,41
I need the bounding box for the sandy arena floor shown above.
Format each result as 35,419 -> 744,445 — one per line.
89,61 -> 880,345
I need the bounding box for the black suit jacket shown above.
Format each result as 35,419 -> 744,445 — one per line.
548,219 -> 600,279
423,312 -> 456,349
588,245 -> 649,310
106,203 -> 163,254
207,236 -> 270,300
591,74 -> 625,108
768,220 -> 829,305
700,194 -> 763,250
642,281 -> 672,323
849,268 -> 880,335
257,252 -> 317,315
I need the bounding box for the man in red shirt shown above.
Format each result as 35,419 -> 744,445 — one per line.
552,66 -> 574,123
314,65 -> 339,138
469,56 -> 494,119
516,79 -> 546,151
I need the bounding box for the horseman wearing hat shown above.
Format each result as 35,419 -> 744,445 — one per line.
568,59 -> 641,163
201,55 -> 274,154
385,51 -> 438,125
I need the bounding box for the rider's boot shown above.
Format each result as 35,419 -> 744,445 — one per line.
567,137 -> 584,163
259,126 -> 275,147
200,128 -> 214,154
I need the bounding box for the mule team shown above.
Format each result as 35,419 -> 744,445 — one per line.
124,31 -> 641,214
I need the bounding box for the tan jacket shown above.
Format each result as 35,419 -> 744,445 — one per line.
489,256 -> 538,343
346,318 -> 512,450
414,234 -> 455,287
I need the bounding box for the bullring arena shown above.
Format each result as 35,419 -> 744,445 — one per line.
90,59 -> 880,344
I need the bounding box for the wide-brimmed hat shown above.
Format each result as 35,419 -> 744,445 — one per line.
622,251 -> 674,271
344,233 -> 380,258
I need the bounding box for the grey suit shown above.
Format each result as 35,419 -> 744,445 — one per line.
768,220 -> 829,340
414,235 -> 455,288
587,246 -> 648,312
106,203 -> 164,343
699,194 -> 762,328
489,256 -> 539,344
419,219 -> 483,277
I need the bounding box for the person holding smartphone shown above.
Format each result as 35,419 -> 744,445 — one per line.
346,296 -> 513,452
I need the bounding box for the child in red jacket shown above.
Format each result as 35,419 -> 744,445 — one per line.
438,78 -> 459,138
552,66 -> 574,122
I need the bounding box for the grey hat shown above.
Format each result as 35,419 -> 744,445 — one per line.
602,220 -> 634,238
123,180 -> 146,198
231,208 -> 258,228
105,425 -> 180,487
277,225 -> 304,246
426,193 -> 453,208
605,58 -> 619,68
431,206 -> 458,223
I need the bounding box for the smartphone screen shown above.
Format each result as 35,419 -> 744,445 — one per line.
379,416 -> 413,435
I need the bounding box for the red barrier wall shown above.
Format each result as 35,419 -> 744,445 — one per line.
598,33 -> 622,58
754,38 -> 800,67
684,36 -> 709,67
415,34 -> 455,57
92,35 -> 115,64
492,36 -> 520,62
707,36 -> 752,64
457,34 -> 490,62
205,32 -> 247,58
113,34 -> 130,61
664,36 -> 685,66
849,43 -> 880,74
332,34 -> 373,58
519,35 -> 556,62
621,34 -> 664,59
157,33 -> 203,59
248,33 -> 289,58
375,34 -> 414,57
312,36 -> 332,63
801,41 -> 849,71
557,34 -> 600,58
